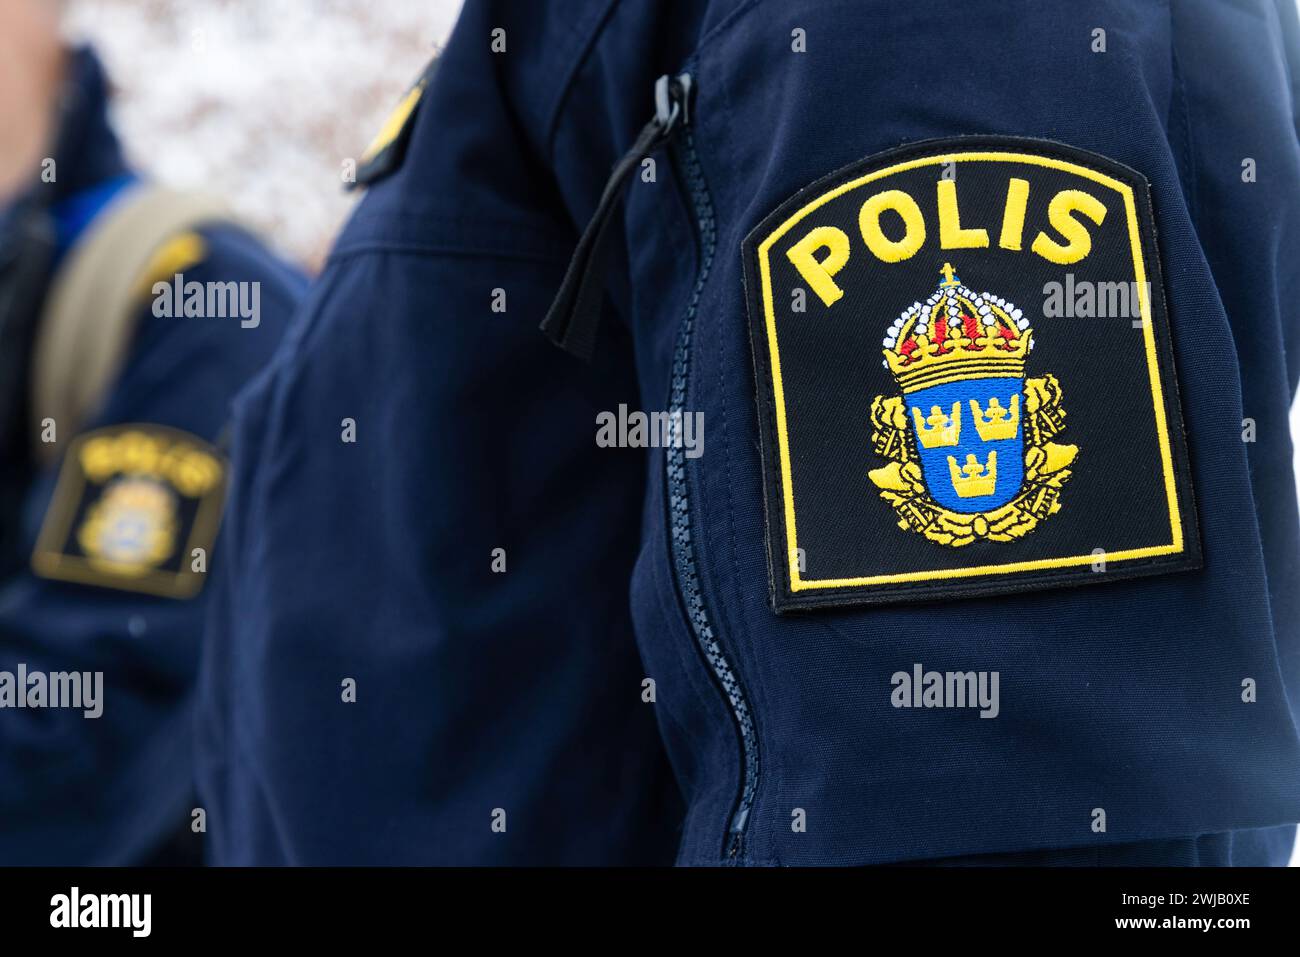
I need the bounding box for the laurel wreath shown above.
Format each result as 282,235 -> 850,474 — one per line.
867,375 -> 1078,547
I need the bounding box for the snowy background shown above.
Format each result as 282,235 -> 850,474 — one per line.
63,0 -> 1300,866
65,0 -> 464,269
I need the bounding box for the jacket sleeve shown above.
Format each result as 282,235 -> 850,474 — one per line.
195,0 -> 683,864
0,224 -> 303,864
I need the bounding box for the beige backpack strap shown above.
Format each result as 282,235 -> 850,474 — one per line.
30,184 -> 233,464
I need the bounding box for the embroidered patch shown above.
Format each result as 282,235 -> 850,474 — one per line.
350,58 -> 439,191
32,425 -> 226,598
741,136 -> 1199,611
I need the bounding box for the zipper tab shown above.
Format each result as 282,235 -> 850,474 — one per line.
654,71 -> 692,132
540,73 -> 694,360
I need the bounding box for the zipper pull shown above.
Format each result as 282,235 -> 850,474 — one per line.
540,73 -> 694,360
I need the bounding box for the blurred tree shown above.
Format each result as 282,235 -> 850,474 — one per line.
65,0 -> 464,270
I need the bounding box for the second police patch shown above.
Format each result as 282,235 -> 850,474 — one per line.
31,424 -> 227,599
742,136 -> 1200,612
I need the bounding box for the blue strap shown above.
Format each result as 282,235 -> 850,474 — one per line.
50,173 -> 138,268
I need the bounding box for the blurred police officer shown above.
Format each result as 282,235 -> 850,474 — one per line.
199,0 -> 1300,865
0,0 -> 304,864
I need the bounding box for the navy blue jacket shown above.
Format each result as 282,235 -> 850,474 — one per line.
0,49 -> 304,865
198,0 -> 1300,865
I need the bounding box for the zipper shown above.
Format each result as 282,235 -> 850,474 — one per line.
540,73 -> 694,360
659,80 -> 760,862
666,135 -> 760,861
541,71 -> 760,861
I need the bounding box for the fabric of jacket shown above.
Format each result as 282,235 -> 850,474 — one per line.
0,48 -> 305,865
196,0 -> 1300,865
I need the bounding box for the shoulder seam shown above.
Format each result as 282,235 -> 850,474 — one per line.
542,0 -> 623,159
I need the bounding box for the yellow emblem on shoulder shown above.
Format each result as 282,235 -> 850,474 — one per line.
361,81 -> 426,166
32,425 -> 226,598
351,58 -> 439,189
132,231 -> 208,300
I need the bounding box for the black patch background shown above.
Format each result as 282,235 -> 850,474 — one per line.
742,137 -> 1200,611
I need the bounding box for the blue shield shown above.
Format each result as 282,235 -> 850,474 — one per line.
907,376 -> 1024,513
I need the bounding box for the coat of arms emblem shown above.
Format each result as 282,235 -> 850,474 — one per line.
868,263 -> 1078,547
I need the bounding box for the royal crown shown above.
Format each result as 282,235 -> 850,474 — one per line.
969,395 -> 1019,441
947,451 -> 998,498
912,401 -> 962,449
102,476 -> 174,513
883,263 -> 1033,394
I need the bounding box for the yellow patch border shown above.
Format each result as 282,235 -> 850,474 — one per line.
754,150 -> 1183,592
31,424 -> 226,599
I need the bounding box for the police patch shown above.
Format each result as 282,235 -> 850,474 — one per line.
32,425 -> 226,598
742,136 -> 1199,611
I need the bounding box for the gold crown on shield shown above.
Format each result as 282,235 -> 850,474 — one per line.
882,263 -> 1033,394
